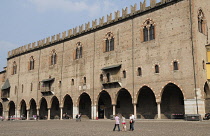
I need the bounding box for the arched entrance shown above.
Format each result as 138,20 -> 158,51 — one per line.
39,98 -> 48,119
116,89 -> 133,119
63,95 -> 73,119
204,82 -> 210,113
137,86 -> 157,119
161,83 -> 185,119
8,101 -> 15,119
79,93 -> 91,119
50,96 -> 60,119
20,100 -> 27,119
29,99 -> 37,118
0,102 -> 3,116
98,91 -> 112,119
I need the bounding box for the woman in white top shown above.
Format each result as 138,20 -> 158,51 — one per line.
121,115 -> 126,131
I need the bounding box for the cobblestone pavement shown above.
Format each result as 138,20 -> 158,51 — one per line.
0,119 -> 210,136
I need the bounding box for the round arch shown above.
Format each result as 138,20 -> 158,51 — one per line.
79,93 -> 91,119
20,100 -> 27,120
137,86 -> 157,119
63,94 -> 73,119
161,83 -> 185,119
39,97 -> 48,119
8,101 -> 15,119
116,88 -> 133,119
97,90 -> 112,119
50,96 -> 60,119
204,82 -> 210,113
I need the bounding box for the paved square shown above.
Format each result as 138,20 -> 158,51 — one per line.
0,120 -> 210,136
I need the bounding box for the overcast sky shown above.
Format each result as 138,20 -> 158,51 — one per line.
0,0 -> 156,71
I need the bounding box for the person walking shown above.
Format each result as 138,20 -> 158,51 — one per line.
78,113 -> 82,121
75,114 -> 79,122
121,115 -> 126,131
113,114 -> 120,131
129,114 -> 135,131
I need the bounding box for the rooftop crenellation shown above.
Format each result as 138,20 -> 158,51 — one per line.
7,0 -> 174,58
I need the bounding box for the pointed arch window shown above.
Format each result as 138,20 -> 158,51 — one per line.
202,60 -> 205,70
75,42 -> 83,59
143,26 -> 149,41
155,65 -> 159,73
173,61 -> 179,70
142,19 -> 155,42
22,84 -> 24,93
100,74 -> 103,82
123,70 -> 126,78
198,9 -> 207,35
12,61 -> 17,75
50,50 -> 57,65
137,67 -> 142,76
83,77 -> 86,84
71,79 -> 74,85
38,82 -> 41,90
31,83 -> 33,91
104,32 -> 114,52
29,56 -> 35,70
15,86 -> 17,95
106,73 -> 110,82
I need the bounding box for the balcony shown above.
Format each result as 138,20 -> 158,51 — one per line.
1,93 -> 10,101
41,87 -> 54,96
102,77 -> 121,89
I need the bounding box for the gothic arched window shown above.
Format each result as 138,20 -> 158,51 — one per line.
50,50 -> 57,65
106,73 -> 110,82
12,61 -> 17,75
173,61 -> 179,70
137,67 -> 142,76
100,74 -> 103,82
141,19 -> 155,42
155,65 -> 159,73
104,32 -> 114,52
29,56 -> 35,70
198,9 -> 207,35
75,42 -> 83,59
123,70 -> 126,78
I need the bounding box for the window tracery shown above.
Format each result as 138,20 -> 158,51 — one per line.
141,19 -> 155,42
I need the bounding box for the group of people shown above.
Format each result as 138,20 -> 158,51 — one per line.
63,113 -> 71,119
75,113 -> 82,122
113,114 -> 135,132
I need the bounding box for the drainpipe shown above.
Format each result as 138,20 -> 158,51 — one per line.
189,0 -> 199,114
59,42 -> 65,119
132,18 -> 136,118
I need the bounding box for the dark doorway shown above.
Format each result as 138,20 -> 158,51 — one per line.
63,95 -> 73,119
137,86 -> 157,119
161,83 -> 185,119
20,100 -> 27,119
204,82 -> 210,113
98,91 -> 112,119
79,93 -> 91,119
29,99 -> 37,118
8,101 -> 15,119
0,102 -> 3,116
50,96 -> 60,119
39,98 -> 48,119
116,89 -> 133,119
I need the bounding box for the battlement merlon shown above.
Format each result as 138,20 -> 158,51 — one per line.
7,0 -> 178,58
131,4 -> 137,14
